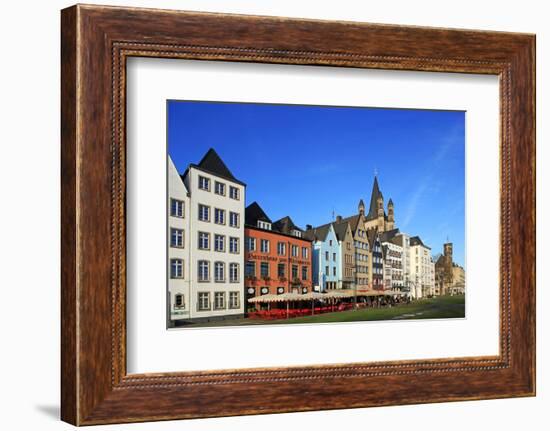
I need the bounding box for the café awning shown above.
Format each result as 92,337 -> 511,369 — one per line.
248,291 -> 324,303
323,289 -> 355,298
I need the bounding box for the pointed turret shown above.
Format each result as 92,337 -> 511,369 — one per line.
387,198 -> 395,229
358,199 -> 365,216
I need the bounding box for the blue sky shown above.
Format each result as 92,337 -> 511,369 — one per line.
168,100 -> 465,266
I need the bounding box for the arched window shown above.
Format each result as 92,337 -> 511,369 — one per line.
174,294 -> 185,308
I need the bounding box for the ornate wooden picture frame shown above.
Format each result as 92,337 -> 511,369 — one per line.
61,4 -> 535,425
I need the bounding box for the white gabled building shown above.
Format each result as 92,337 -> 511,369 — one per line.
168,156 -> 191,324
379,229 -> 404,292
181,148 -> 246,323
409,236 -> 435,298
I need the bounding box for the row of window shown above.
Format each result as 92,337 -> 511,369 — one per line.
325,266 -> 337,277
198,261 -> 239,282
198,175 -> 240,200
198,204 -> 240,227
386,249 -> 402,258
356,229 -> 368,238
257,221 -> 271,230
170,198 -> 242,229
324,251 -> 337,262
197,291 -> 240,311
245,237 -> 309,259
249,286 -> 309,296
415,256 -> 433,264
245,261 -> 308,280
355,253 -> 368,262
354,240 -> 369,250
170,259 -> 240,282
197,232 -> 239,253
356,265 -> 369,274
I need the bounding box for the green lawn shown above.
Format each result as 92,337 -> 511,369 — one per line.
180,295 -> 465,328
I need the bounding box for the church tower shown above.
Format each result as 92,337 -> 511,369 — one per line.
358,199 -> 365,216
443,242 -> 454,294
444,242 -> 453,259
365,175 -> 390,232
387,198 -> 395,230
376,193 -> 384,230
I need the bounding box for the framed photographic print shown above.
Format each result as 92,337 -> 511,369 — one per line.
164,100 -> 466,330
61,4 -> 535,425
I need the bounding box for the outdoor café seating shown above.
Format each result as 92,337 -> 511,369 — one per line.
246,289 -> 406,320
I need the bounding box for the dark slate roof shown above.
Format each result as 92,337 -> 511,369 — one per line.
388,198 -> 394,206
379,228 -> 400,243
367,228 -> 380,247
305,217 -> 354,243
245,202 -> 272,226
409,236 -> 431,249
304,224 -> 331,242
389,234 -> 405,247
189,148 -> 245,186
272,216 -> 303,235
332,221 -> 351,242
367,176 -> 384,220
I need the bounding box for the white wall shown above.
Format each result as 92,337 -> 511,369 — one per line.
167,157 -> 191,321
0,1 -> 546,430
187,167 -> 245,317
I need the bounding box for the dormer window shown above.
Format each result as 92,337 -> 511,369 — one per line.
257,221 -> 272,230
292,229 -> 302,238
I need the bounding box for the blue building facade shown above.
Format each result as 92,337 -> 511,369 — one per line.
305,223 -> 340,292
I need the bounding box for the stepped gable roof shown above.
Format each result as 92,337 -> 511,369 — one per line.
189,148 -> 246,186
367,176 -> 385,220
409,235 -> 431,249
340,214 -> 363,233
272,216 -> 303,235
379,228 -> 400,243
245,202 -> 271,226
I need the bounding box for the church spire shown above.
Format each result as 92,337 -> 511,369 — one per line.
367,175 -> 384,219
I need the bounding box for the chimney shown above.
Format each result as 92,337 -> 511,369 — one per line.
336,215 -> 342,223
306,224 -> 313,231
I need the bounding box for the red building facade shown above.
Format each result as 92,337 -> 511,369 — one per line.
244,203 -> 312,308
